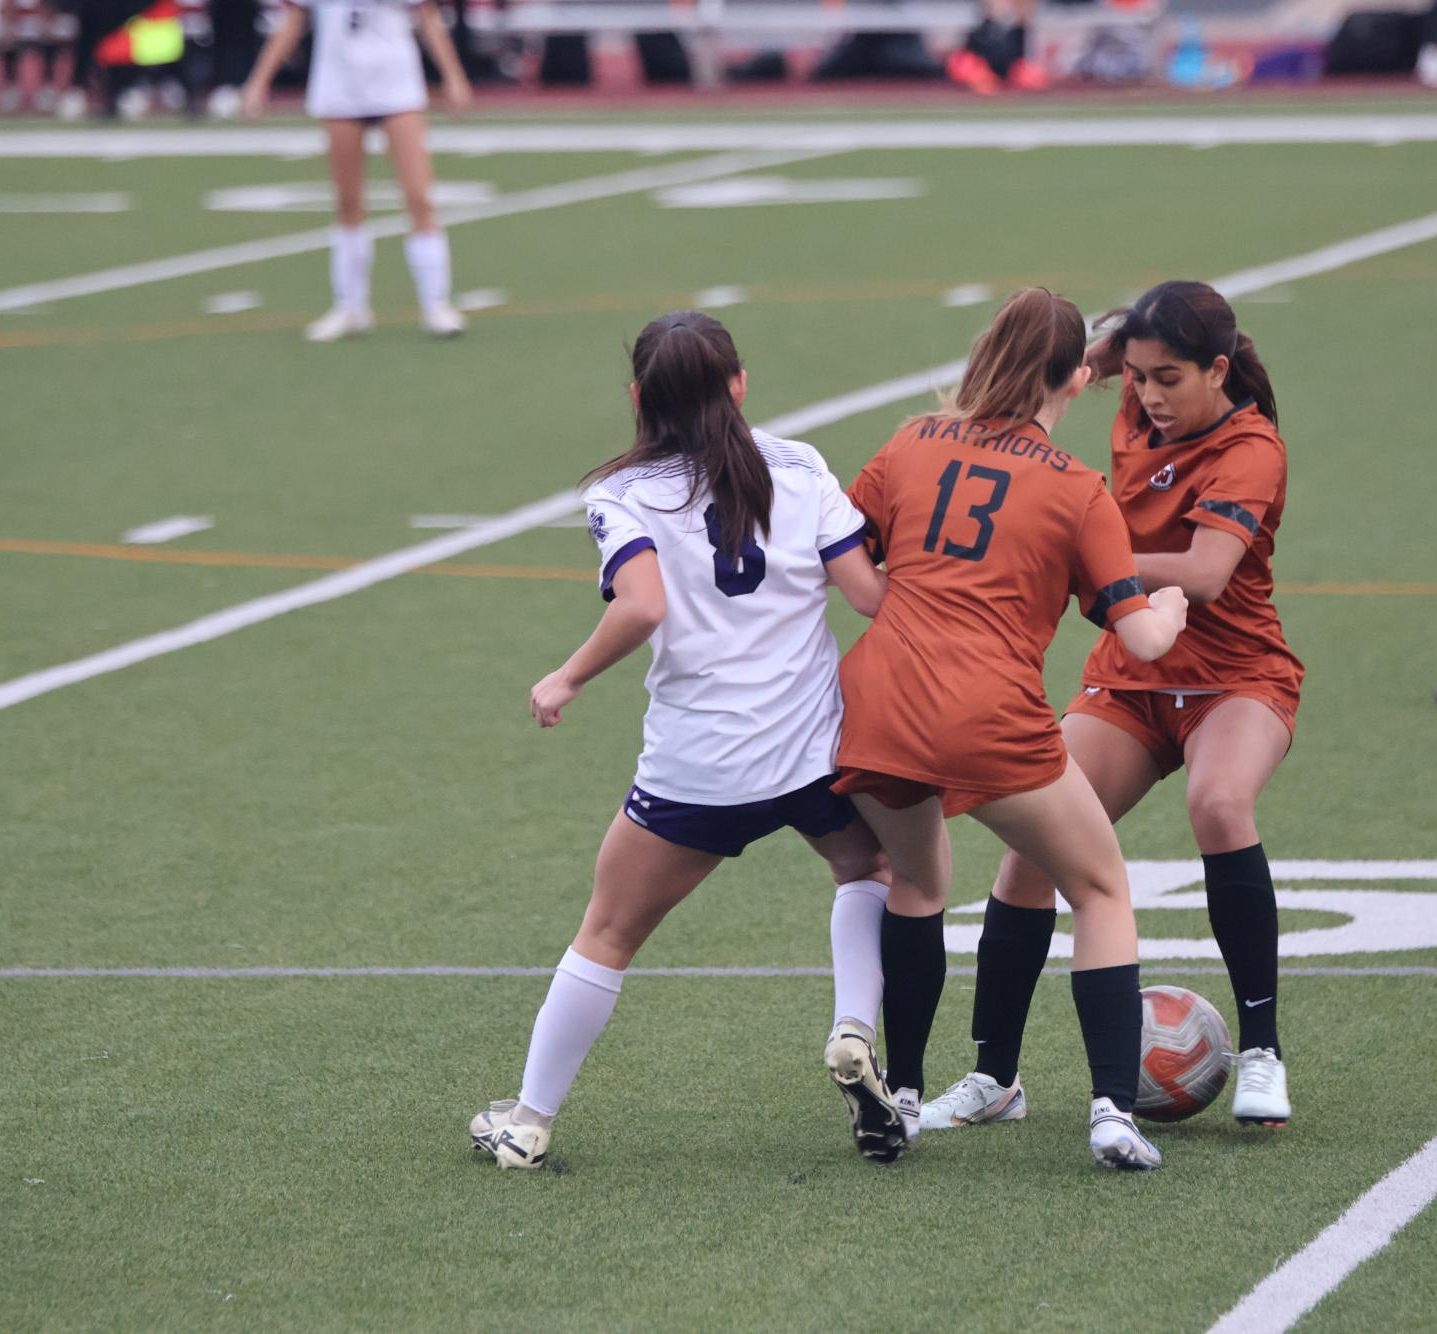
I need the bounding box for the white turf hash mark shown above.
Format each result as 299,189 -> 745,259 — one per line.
121,515 -> 214,545
3,209 -> 1437,712
1207,1133 -> 1437,1334
202,291 -> 261,316
0,149 -> 832,313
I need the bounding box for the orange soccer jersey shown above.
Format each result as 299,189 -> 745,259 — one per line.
836,415 -> 1149,807
1080,383 -> 1304,701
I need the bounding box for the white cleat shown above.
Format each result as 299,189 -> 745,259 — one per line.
920,1071 -> 1028,1130
305,306 -> 375,343
823,1022 -> 907,1164
892,1087 -> 921,1145
470,1099 -> 551,1170
421,301 -> 467,338
1089,1097 -> 1163,1171
1232,1048 -> 1291,1126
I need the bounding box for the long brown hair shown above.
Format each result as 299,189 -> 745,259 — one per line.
584,310 -> 772,559
940,287 -> 1087,423
1099,280 -> 1278,426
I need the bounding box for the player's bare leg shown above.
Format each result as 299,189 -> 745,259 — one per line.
1184,697 -> 1294,1125
386,109 -> 464,336
969,763 -> 1160,1168
308,118 -> 375,341
472,813 -> 720,1168
925,716 -> 1160,1129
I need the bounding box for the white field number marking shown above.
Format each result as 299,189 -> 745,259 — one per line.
654,176 -> 924,209
203,181 -> 495,214
0,192 -> 130,213
945,861 -> 1437,959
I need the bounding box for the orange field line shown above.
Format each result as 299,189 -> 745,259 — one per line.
0,537 -> 592,583
1,537 -> 1433,596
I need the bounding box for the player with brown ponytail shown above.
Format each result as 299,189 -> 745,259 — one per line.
834,288 -> 1188,1169
924,280 -> 1303,1137
471,311 -> 905,1170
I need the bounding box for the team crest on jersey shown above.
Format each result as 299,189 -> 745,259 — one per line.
588,511 -> 608,543
1149,464 -> 1176,491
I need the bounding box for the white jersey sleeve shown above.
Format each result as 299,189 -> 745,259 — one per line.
583,484 -> 658,601
813,451 -> 868,561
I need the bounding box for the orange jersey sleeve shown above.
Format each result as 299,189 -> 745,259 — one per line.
846,444 -> 890,561
1074,481 -> 1148,630
1184,435 -> 1285,548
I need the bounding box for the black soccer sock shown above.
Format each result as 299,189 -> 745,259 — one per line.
1071,963 -> 1142,1113
972,896 -> 1056,1087
1203,843 -> 1280,1056
880,909 -> 947,1097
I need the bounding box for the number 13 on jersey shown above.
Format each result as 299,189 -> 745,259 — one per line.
924,461 -> 1011,562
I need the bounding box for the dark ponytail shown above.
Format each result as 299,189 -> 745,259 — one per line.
1099,280 -> 1278,427
584,310 -> 772,559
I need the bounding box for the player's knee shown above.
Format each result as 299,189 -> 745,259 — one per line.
827,846 -> 890,887
1187,784 -> 1256,847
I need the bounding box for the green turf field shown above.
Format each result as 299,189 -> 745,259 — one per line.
2,105 -> 1436,1332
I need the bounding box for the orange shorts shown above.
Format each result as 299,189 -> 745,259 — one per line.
1065,686 -> 1298,778
833,757 -> 1067,819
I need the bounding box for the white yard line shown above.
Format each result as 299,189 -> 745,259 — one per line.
1,964 -> 1434,980
0,149 -> 829,313
763,208 -> 1437,438
3,114 -> 1437,158
3,209 -> 1436,713
0,491 -> 582,712
1208,1133 -> 1437,1334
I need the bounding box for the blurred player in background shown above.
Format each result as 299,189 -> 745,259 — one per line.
241,0 -> 471,341
834,289 -> 1187,1169
924,281 -> 1301,1134
471,311 -> 905,1170
947,0 -> 1047,93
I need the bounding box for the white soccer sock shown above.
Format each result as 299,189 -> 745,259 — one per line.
330,225 -> 373,315
518,947 -> 625,1120
830,879 -> 888,1030
403,229 -> 452,312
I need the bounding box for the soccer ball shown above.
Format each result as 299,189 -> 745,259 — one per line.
1136,985 -> 1233,1122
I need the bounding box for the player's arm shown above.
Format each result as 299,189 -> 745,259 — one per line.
1134,527 -> 1247,606
825,546 -> 887,618
1084,332 -> 1125,383
240,4 -> 308,119
530,551 -> 665,728
1113,587 -> 1188,662
413,1 -> 472,112
1077,484 -> 1186,661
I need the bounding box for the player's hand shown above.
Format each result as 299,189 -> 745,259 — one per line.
531,669 -> 581,728
1148,585 -> 1188,630
443,74 -> 472,114
1084,334 -> 1123,383
239,81 -> 268,121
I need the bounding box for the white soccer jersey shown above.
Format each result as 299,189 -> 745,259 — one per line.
290,0 -> 427,121
584,430 -> 868,806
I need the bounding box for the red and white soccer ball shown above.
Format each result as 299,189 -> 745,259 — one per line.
1136,985 -> 1233,1122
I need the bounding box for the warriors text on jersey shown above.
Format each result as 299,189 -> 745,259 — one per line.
288,0 -> 426,120
836,415 -> 1147,808
584,431 -> 867,806
1080,383 -> 1303,701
